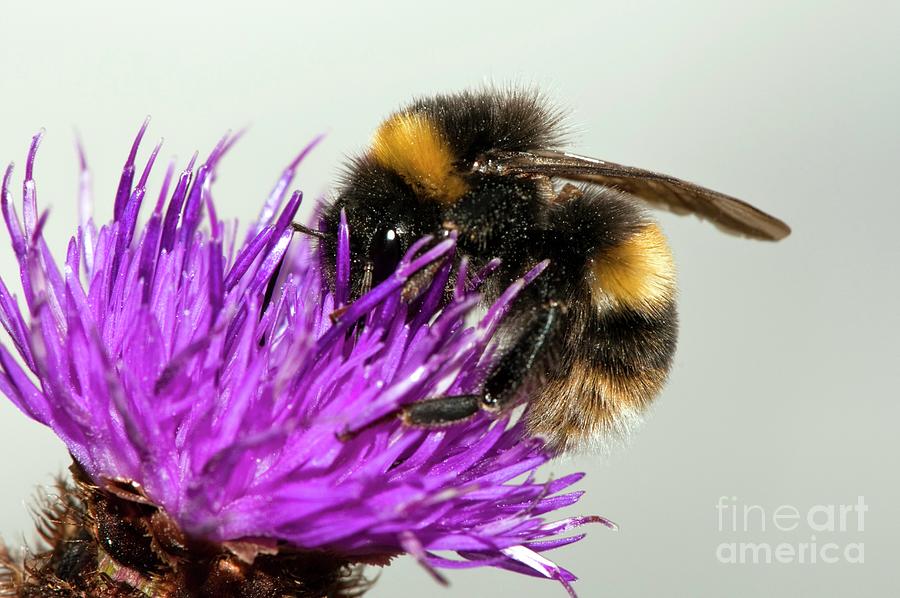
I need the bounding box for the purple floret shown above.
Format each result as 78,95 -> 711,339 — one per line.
0,124 -> 610,595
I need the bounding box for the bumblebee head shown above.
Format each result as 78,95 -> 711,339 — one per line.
316,91 -> 566,298
319,153 -> 444,299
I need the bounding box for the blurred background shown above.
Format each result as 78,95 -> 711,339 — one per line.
0,1 -> 897,596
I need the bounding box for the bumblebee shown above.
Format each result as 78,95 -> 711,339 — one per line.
303,89 -> 790,452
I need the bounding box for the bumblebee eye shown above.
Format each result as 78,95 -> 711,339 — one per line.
370,227 -> 404,284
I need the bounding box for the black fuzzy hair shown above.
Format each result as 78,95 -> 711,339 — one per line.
408,87 -> 567,162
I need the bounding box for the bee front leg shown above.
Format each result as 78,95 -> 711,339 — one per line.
402,301 -> 563,428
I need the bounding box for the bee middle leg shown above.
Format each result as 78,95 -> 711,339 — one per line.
402,301 -> 563,427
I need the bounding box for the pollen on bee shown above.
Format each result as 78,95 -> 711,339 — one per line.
370,112 -> 468,204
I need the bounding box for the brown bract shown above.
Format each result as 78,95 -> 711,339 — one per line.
0,462 -> 374,598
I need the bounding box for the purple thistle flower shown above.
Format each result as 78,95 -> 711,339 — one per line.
0,124 -> 609,596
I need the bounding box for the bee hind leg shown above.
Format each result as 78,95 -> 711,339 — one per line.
402,301 -> 563,428
401,395 -> 482,427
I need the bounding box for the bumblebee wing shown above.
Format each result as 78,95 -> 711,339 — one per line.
477,150 -> 791,241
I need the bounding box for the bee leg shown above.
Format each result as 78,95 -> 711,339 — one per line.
401,395 -> 481,427
260,254 -> 285,317
330,261 -> 373,323
401,259 -> 443,302
554,183 -> 584,203
401,301 -> 563,428
335,395 -> 480,442
481,300 -> 562,411
359,260 -> 374,297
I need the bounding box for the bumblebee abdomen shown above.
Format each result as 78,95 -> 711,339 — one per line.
530,194 -> 679,451
527,300 -> 678,451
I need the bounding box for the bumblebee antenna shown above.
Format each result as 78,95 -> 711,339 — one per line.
290,222 -> 327,240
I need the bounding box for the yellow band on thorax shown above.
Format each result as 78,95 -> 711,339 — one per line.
370,112 -> 468,205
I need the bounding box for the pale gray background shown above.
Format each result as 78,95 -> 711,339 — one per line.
0,1 -> 897,596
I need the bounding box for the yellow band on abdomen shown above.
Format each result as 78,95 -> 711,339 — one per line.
588,223 -> 676,314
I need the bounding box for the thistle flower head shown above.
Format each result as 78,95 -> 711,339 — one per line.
0,123 -> 607,595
